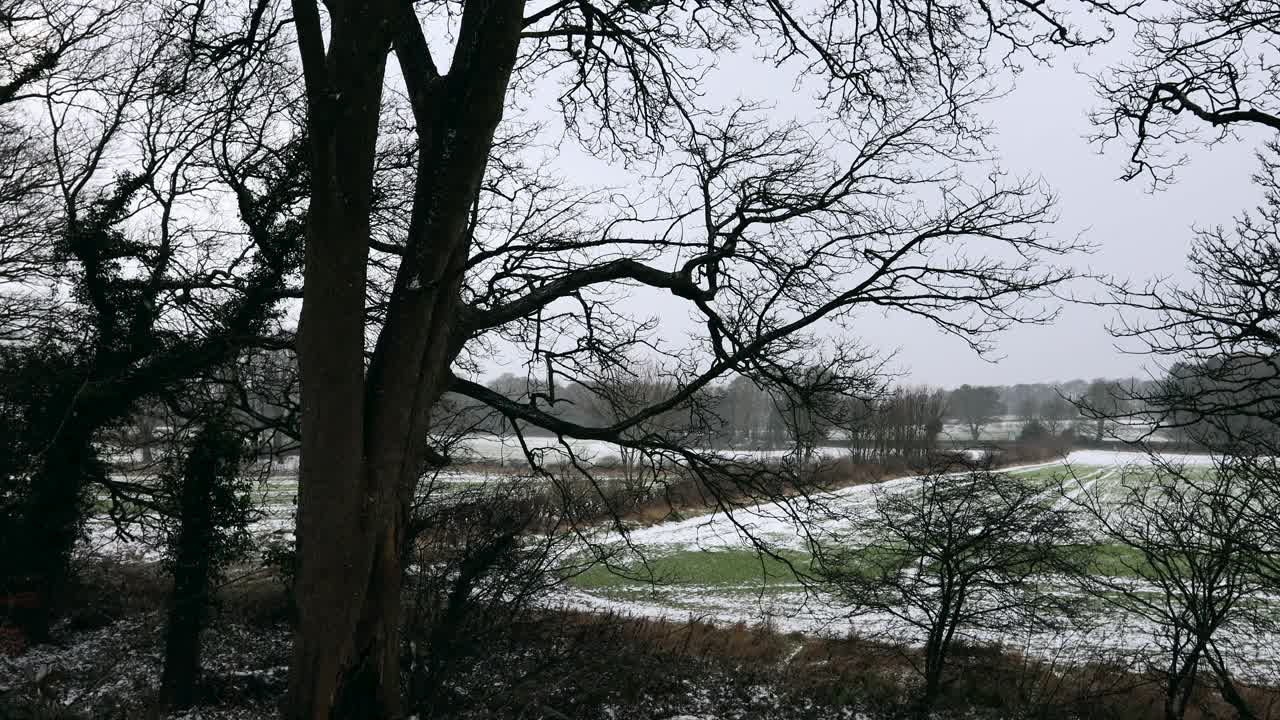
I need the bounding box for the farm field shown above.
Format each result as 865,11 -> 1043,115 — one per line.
81,446 -> 1213,563
81,432 -> 900,560
560,450 -> 1280,681
452,433 -> 862,464
79,444 -> 1280,682
78,438 -> 972,562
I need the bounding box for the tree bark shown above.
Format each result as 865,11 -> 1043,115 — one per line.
160,460 -> 215,709
922,629 -> 945,712
285,0 -> 525,717
1206,647 -> 1256,720
18,421 -> 99,643
159,413 -> 243,711
285,0 -> 395,715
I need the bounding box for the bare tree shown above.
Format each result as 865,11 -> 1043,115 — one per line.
1091,0 -> 1280,453
256,0 -> 1139,711
1018,396 -> 1041,425
1066,459 -> 1276,720
1079,379 -> 1126,443
949,384 -> 1005,442
400,483 -> 579,715
1090,16 -> 1280,716
1093,0 -> 1280,185
844,387 -> 947,463
1040,393 -> 1076,435
0,1 -> 121,340
0,0 -> 305,640
819,463 -> 1087,711
1100,176 -> 1280,454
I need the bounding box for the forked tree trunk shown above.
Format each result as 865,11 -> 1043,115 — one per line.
288,322 -> 462,720
285,1 -> 525,717
1164,650 -> 1202,720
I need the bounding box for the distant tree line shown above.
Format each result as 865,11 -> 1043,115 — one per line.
443,370 -> 863,453
116,359 -> 1162,461
945,379 -> 1152,444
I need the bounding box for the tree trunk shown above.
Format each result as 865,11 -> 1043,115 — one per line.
159,415 -> 241,711
160,501 -> 213,709
139,417 -> 155,463
1165,653 -> 1200,720
285,0 -> 527,716
18,422 -> 99,643
285,0 -> 394,710
1206,648 -> 1256,720
922,636 -> 944,712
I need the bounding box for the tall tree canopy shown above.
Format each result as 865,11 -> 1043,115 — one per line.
274,0 -> 1129,715
0,0 -> 305,639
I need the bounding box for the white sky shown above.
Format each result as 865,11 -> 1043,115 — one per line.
470,22 -> 1270,389
932,50 -> 1267,387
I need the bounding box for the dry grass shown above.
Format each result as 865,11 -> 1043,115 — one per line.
525,609 -> 1280,720
23,558 -> 1280,719
617,443 -> 1069,529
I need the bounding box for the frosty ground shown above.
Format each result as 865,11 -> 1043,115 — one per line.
562,450 -> 1280,684
10,445 -> 1280,718
81,446 -> 1279,684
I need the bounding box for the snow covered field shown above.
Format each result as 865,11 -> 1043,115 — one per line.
561,450 -> 1280,681
454,433 -> 860,464
80,448 -> 1214,562
80,446 -> 1280,680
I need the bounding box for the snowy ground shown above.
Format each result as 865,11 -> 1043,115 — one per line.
79,436 -> 879,562
454,433 -> 865,465
79,446 -> 1280,683
560,449 -> 1280,682
0,610 -> 292,718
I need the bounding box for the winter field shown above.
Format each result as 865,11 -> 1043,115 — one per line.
422,419 -> 1171,457
79,444 -> 1280,683
82,434 -> 977,561
561,450 -> 1280,682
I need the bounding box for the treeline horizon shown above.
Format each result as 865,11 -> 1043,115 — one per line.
110,353 -> 1229,460
438,371 -> 1155,445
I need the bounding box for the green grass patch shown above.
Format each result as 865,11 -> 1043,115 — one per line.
570,541 -> 1174,598
1083,543 -> 1152,577
572,548 -> 812,590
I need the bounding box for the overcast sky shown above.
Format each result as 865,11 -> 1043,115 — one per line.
925,49 -> 1266,388
480,34 -> 1269,390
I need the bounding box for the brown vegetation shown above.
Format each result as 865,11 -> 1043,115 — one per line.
12,553 -> 1280,720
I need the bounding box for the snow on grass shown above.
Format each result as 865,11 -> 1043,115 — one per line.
0,612 -> 291,718
1063,449 -> 1221,467
598,458 -> 1071,554
560,450 -> 1280,680
558,583 -> 1280,684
